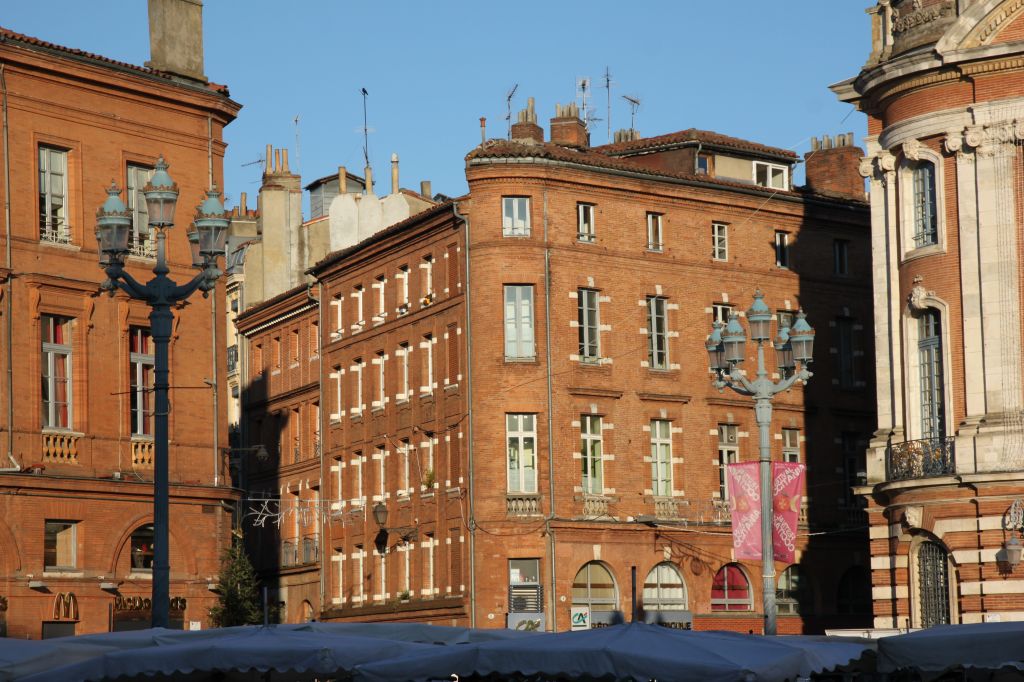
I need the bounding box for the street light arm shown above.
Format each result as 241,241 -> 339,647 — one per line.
769,367 -> 813,396
105,267 -> 152,301
727,367 -> 757,394
169,270 -> 209,301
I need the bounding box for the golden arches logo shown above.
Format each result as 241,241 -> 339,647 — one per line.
52,592 -> 78,621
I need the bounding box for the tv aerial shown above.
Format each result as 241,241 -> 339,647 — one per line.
623,94 -> 642,131
505,83 -> 519,140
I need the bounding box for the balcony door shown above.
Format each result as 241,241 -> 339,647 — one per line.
918,310 -> 945,440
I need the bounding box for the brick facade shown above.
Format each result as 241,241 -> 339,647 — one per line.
0,22 -> 240,638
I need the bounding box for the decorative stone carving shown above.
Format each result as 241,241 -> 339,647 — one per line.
908,276 -> 934,311
902,505 -> 923,530
892,0 -> 954,34
903,138 -> 924,161
943,132 -> 963,155
858,157 -> 877,179
878,151 -> 897,173
964,126 -> 984,150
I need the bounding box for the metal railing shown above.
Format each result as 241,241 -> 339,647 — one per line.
886,436 -> 955,481
40,221 -> 71,245
282,536 -> 320,567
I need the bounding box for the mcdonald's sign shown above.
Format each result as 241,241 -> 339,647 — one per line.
52,592 -> 78,621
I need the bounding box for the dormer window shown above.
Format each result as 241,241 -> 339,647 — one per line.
753,161 -> 788,190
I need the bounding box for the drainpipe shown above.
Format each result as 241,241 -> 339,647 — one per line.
452,201 -> 476,627
313,279 -> 326,612
0,63 -> 18,471
543,189 -> 557,631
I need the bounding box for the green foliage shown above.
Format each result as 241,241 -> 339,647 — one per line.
209,540 -> 262,628
423,468 -> 435,488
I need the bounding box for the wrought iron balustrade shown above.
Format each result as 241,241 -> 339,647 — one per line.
886,436 -> 956,481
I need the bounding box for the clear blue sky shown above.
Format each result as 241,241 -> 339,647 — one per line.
5,1 -> 871,209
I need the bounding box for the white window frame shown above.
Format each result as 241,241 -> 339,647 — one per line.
712,303 -> 733,325
423,534 -> 436,596
753,161 -> 788,190
129,327 -> 154,437
399,439 -> 411,495
420,335 -> 433,396
646,295 -> 669,370
506,413 -> 537,494
351,286 -> 365,331
376,447 -> 386,499
126,164 -> 155,258
330,295 -> 343,340
420,255 -> 434,303
650,419 -> 672,497
397,265 -> 410,312
774,231 -> 790,269
898,149 -> 946,259
718,424 -> 739,499
647,212 -> 663,252
712,222 -> 728,261
578,288 -> 601,362
41,314 -> 73,430
351,360 -> 364,415
782,428 -> 800,463
38,146 -> 69,244
577,203 -> 596,242
581,414 -> 603,495
502,196 -> 531,237
353,453 -> 364,506
397,343 -> 410,401
504,285 -> 536,361
333,548 -> 344,602
354,546 -> 365,604
372,276 -> 386,324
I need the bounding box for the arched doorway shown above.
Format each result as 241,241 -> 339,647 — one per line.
571,561 -> 618,626
915,540 -> 952,627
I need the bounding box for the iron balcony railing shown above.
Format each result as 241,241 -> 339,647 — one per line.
886,436 -> 956,481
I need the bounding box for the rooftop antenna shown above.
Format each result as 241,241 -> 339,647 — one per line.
576,76 -> 601,132
504,83 -> 519,140
293,114 -> 301,176
360,87 -> 370,169
602,67 -> 614,144
623,94 -> 641,132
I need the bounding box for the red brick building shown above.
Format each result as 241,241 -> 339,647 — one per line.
0,3 -> 240,638
239,101 -> 874,633
834,0 -> 1024,629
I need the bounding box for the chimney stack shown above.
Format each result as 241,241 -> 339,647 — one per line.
550,102 -> 589,149
613,128 -> 641,144
338,166 -> 347,194
146,0 -> 206,82
510,97 -> 543,144
240,191 -> 247,214
365,165 -> 374,195
281,149 -> 290,173
420,180 -> 432,200
265,144 -> 272,175
804,132 -> 865,200
391,153 -> 399,195
480,117 -> 487,144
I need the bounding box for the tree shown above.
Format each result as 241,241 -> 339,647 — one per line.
209,540 -> 262,627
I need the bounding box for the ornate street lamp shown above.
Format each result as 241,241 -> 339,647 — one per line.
94,156 -> 228,628
705,290 -> 814,636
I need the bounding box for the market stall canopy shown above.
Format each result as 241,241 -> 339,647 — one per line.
878,621 -> 1024,675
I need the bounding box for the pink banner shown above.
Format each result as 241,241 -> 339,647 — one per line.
772,462 -> 806,564
727,462 -> 762,560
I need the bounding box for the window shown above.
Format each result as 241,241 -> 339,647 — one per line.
398,343 -> 410,401
502,196 -> 530,236
917,541 -> 951,627
422,432 -> 435,483
776,565 -> 809,615
126,164 -> 154,258
272,336 -> 281,370
837,317 -> 856,389
782,428 -> 800,463
310,320 -> 319,357
712,222 -> 728,261
330,294 -> 343,339
351,359 -> 363,415
41,315 -> 73,430
646,296 -> 668,370
399,439 -> 411,494
912,161 -> 938,248
373,275 -> 386,323
421,335 -> 433,395
837,566 -> 872,615
353,545 -> 365,604
129,327 -> 154,437
446,323 -> 459,385
397,265 -> 410,312
506,413 -> 537,493
774,231 -> 790,268
577,288 -> 600,362
777,310 -> 795,330
130,524 -> 154,571
289,329 -> 299,364
647,213 -> 663,251
577,203 -> 596,242
333,548 -> 344,602
711,563 -> 751,611
712,303 -> 733,325
650,419 -> 672,497
717,424 -> 738,499
351,286 -> 364,329
332,456 -> 343,506
400,540 -> 411,595
353,452 -> 364,504
833,239 -> 849,276
841,432 -> 865,506
509,558 -> 542,613
571,562 -> 617,619
330,365 -> 342,420
504,285 -> 535,360
696,154 -> 710,175
44,520 -> 77,570
423,534 -> 435,596
376,446 -> 386,499
373,351 -> 385,409
643,562 -> 687,611
377,548 -> 387,602
754,161 -> 788,190
581,415 -> 603,495
420,255 -> 434,303
918,310 -> 945,440
38,146 -> 69,244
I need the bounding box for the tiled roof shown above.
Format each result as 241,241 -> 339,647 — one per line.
592,128 -> 797,160
466,140 -> 804,198
0,26 -> 230,96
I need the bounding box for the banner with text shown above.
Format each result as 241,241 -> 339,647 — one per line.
771,462 -> 806,564
726,461 -> 762,560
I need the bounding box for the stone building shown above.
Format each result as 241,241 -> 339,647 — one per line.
0,0 -> 240,638
833,0 -> 1024,629
236,99 -> 876,633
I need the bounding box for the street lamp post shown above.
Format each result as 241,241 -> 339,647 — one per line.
95,157 -> 228,628
705,290 -> 814,636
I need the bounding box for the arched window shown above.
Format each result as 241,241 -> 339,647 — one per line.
776,565 -> 811,615
711,563 -> 751,611
301,600 -> 314,622
911,160 -> 937,248
642,562 -> 687,612
916,541 -> 951,627
918,310 -> 945,441
837,566 -> 871,615
572,561 -> 618,621
130,524 -> 154,571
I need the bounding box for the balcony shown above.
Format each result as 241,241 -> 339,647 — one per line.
654,497 -> 682,520
41,431 -> 79,464
282,536 -> 319,568
582,494 -> 609,518
131,439 -> 154,467
506,493 -> 541,517
886,436 -> 955,481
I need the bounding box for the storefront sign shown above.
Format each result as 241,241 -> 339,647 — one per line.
111,596 -> 186,632
506,613 -> 544,631
570,606 -> 590,631
52,592 -> 79,621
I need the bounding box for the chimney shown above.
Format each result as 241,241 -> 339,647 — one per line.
365,165 -> 374,195
338,166 -> 347,194
146,0 -> 206,82
264,144 -> 272,175
510,97 -> 543,144
480,117 -> 487,144
240,192 -> 247,214
420,180 -> 432,200
804,132 -> 866,200
273,149 -> 281,173
550,103 -> 589,149
391,153 -> 399,195
281,149 -> 290,174
613,128 -> 641,144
